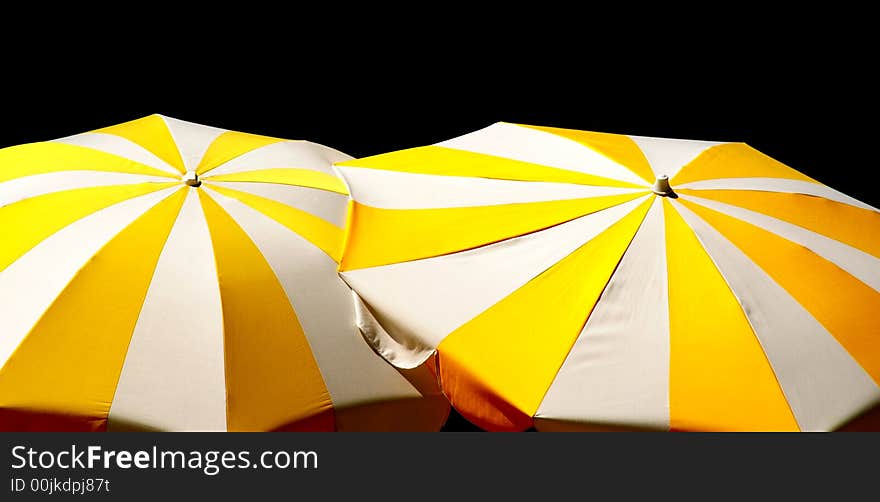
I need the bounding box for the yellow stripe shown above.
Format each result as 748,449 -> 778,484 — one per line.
0,183 -> 177,272
337,145 -> 645,188
678,189 -> 880,258
339,193 -> 647,271
94,114 -> 185,174
198,191 -> 333,431
206,185 -> 343,262
0,189 -> 186,426
203,168 -> 349,195
437,198 -> 653,424
0,142 -> 179,182
196,131 -> 284,175
672,143 -> 817,187
679,199 -> 880,386
518,124 -> 655,184
664,199 -> 798,431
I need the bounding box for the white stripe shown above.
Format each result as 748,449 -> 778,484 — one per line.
159,116 -> 227,173
205,188 -> 422,408
107,190 -> 226,431
0,171 -> 171,208
682,194 -> 880,292
352,291 -> 436,370
341,196 -> 651,358
206,181 -> 347,228
205,141 -> 353,177
536,198 -> 670,430
52,132 -> 180,176
676,177 -> 878,212
436,122 -> 649,186
337,166 -> 647,210
0,187 -> 180,369
672,201 -> 880,431
629,135 -> 722,180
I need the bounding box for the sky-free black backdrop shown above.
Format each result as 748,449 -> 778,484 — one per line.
1,48 -> 872,431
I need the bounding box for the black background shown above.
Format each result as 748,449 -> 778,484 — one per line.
2,50 -> 874,208
2,37 -> 873,432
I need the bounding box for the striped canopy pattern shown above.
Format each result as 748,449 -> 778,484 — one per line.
337,122 -> 880,431
0,114 -> 449,431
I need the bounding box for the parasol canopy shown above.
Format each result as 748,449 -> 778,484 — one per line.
336,122 -> 880,431
0,114 -> 449,431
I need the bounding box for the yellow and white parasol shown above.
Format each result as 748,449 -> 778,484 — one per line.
0,114 -> 449,431
336,122 -> 880,431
